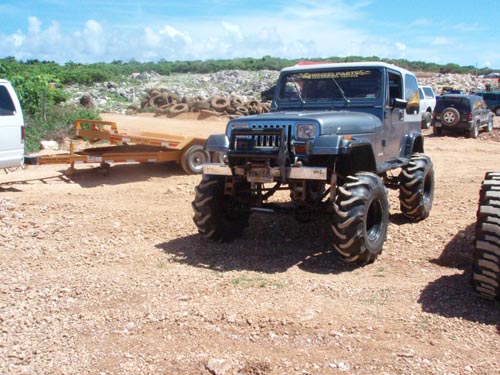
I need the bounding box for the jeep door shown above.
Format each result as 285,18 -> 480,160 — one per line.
382,70 -> 406,159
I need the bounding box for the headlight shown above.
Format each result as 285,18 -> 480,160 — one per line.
296,123 -> 316,139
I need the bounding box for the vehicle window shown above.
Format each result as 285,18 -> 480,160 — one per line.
404,73 -> 419,114
423,87 -> 434,98
419,88 -> 424,100
278,68 -> 382,102
471,97 -> 483,111
388,71 -> 402,105
436,96 -> 468,111
0,86 -> 16,116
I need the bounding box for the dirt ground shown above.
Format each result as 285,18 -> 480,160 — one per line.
1,114 -> 500,375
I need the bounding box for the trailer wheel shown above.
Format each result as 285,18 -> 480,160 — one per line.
332,172 -> 389,265
181,145 -> 210,175
192,174 -> 251,242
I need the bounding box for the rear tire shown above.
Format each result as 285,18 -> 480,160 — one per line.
399,154 -> 434,221
332,172 -> 389,265
469,123 -> 479,139
192,174 -> 251,242
486,117 -> 493,132
473,172 -> 500,300
432,126 -> 443,136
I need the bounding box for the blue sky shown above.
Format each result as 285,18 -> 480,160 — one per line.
1,0 -> 499,68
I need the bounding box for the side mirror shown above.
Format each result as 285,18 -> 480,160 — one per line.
391,98 -> 408,109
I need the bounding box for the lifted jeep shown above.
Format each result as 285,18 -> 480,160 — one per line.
192,62 -> 435,265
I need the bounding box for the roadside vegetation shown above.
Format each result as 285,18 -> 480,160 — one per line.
0,56 -> 496,153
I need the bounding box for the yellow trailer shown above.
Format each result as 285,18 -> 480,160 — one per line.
36,119 -> 213,175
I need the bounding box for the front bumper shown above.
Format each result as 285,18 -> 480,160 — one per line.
203,163 -> 327,181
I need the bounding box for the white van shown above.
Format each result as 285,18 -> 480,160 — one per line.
0,79 -> 25,169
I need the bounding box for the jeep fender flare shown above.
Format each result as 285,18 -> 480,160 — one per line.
204,134 -> 229,153
400,131 -> 424,158
310,136 -> 376,173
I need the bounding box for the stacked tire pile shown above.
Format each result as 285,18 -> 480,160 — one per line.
127,89 -> 271,119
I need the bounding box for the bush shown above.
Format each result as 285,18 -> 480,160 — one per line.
24,104 -> 100,153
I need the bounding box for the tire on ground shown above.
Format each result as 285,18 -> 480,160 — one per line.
180,144 -> 210,175
332,172 -> 389,265
473,172 -> 500,300
169,103 -> 190,115
399,154 -> 434,221
192,174 -> 251,242
211,96 -> 230,112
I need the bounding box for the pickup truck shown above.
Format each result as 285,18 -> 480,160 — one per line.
0,79 -> 25,170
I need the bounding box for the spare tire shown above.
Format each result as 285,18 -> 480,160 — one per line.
441,107 -> 460,126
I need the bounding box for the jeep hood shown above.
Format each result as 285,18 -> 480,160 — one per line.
236,110 -> 381,135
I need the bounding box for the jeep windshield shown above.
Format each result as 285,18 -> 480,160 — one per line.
275,68 -> 382,109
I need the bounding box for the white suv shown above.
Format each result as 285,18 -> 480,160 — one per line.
419,85 -> 436,129
0,79 -> 24,169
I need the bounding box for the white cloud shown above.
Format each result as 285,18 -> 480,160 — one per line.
395,42 -> 406,51
28,16 -> 41,34
431,37 -> 453,46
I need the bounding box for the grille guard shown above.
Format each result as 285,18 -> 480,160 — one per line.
228,127 -> 289,180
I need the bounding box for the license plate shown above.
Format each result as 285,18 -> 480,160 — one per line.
248,167 -> 273,183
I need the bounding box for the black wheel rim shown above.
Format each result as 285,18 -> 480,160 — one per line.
366,198 -> 383,243
423,172 -> 433,205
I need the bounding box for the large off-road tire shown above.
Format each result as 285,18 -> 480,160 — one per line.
472,172 -> 500,300
332,172 -> 389,265
192,174 -> 251,242
180,145 -> 210,175
421,111 -> 432,129
441,107 -> 460,126
399,154 -> 434,221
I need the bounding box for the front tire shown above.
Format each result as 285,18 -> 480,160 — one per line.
192,174 -> 251,242
332,173 -> 389,265
399,154 -> 434,221
472,172 -> 500,300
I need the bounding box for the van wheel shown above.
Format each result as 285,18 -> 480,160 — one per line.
494,107 -> 500,116
421,112 -> 432,129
